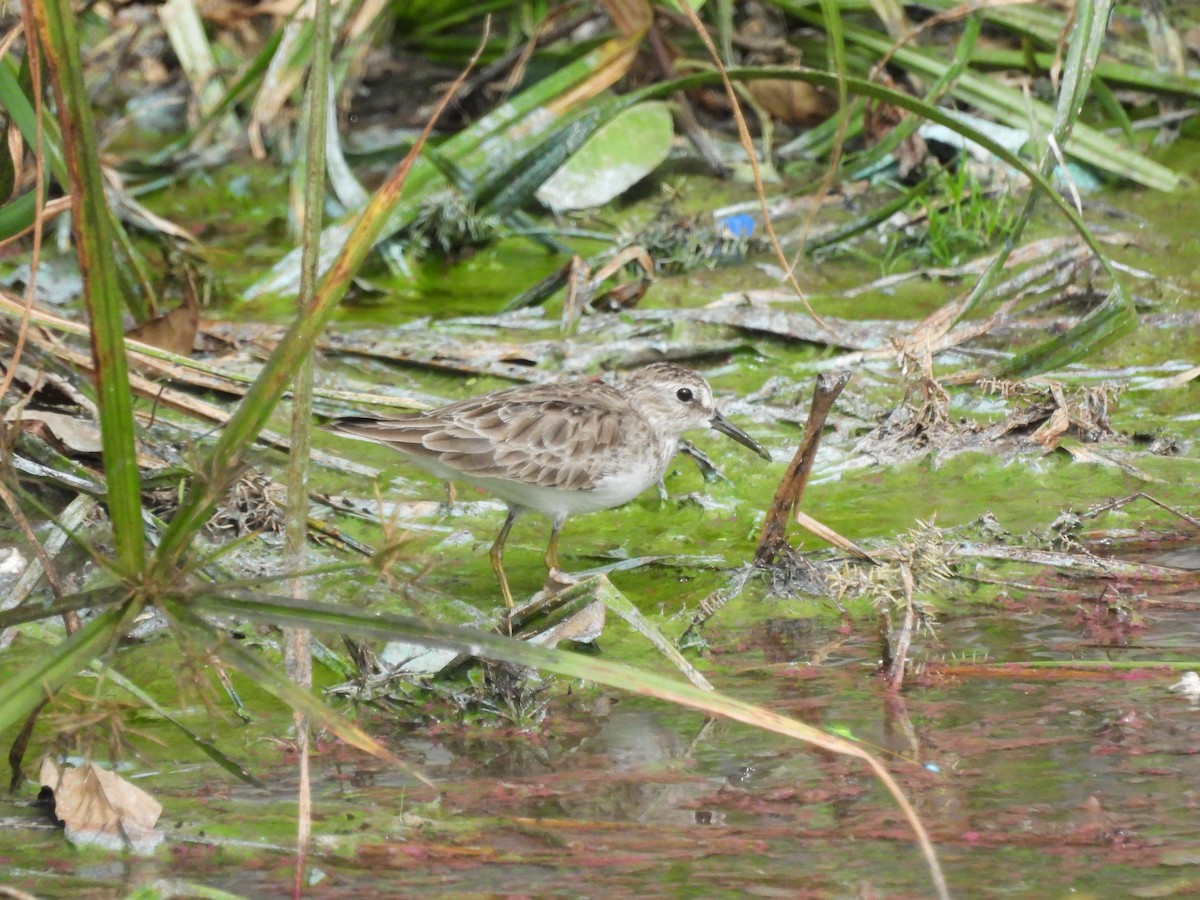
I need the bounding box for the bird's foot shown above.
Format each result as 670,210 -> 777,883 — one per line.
542,566 -> 580,596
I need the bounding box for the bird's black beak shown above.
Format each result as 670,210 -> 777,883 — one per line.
711,409 -> 771,461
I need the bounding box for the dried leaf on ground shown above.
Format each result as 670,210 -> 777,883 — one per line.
5,407 -> 168,469
39,759 -> 163,854
125,293 -> 200,356
0,362 -> 97,415
6,408 -> 104,454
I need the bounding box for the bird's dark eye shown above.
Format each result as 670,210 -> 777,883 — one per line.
676,388 -> 693,402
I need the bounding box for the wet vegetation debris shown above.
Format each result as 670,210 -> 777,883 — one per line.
406,189 -> 504,262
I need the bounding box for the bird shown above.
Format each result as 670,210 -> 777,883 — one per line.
324,362 -> 771,608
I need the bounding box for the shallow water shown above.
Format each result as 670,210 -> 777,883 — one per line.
6,568 -> 1200,897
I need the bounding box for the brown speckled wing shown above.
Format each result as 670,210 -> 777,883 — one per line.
331,382 -> 646,491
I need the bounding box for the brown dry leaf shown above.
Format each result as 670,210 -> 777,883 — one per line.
5,407 -> 168,469
1035,383 -> 1076,448
525,598 -> 606,648
6,408 -> 104,454
863,74 -> 929,178
39,759 -> 163,854
0,362 -> 98,416
1030,403 -> 1070,449
598,0 -> 651,36
747,79 -> 834,125
587,245 -> 654,313
125,292 -> 199,356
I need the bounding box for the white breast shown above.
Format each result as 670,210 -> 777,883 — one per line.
448,465 -> 657,517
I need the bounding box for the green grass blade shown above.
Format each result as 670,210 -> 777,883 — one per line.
1000,284 -> 1136,377
917,0 -> 1156,69
594,577 -> 713,691
102,664 -> 264,788
657,68 -> 1113,261
32,0 -> 146,573
143,27 -> 286,165
818,0 -> 847,116
162,598 -> 432,787
0,58 -> 66,179
0,187 -> 43,241
0,586 -> 125,631
778,3 -> 1179,190
1053,0 -> 1110,139
149,46 -> 485,579
0,602 -> 134,735
184,588 -> 866,759
994,0 -> 1137,375
847,13 -> 982,177
0,51 -> 153,319
806,168 -> 941,249
967,48 -> 1200,99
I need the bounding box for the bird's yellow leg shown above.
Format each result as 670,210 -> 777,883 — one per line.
543,515 -> 578,593
544,516 -> 564,575
490,508 -> 519,608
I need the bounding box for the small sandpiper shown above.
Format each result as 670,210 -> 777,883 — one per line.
326,362 -> 771,607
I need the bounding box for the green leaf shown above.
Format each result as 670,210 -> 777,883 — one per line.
535,101 -> 675,212
0,189 -> 42,242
